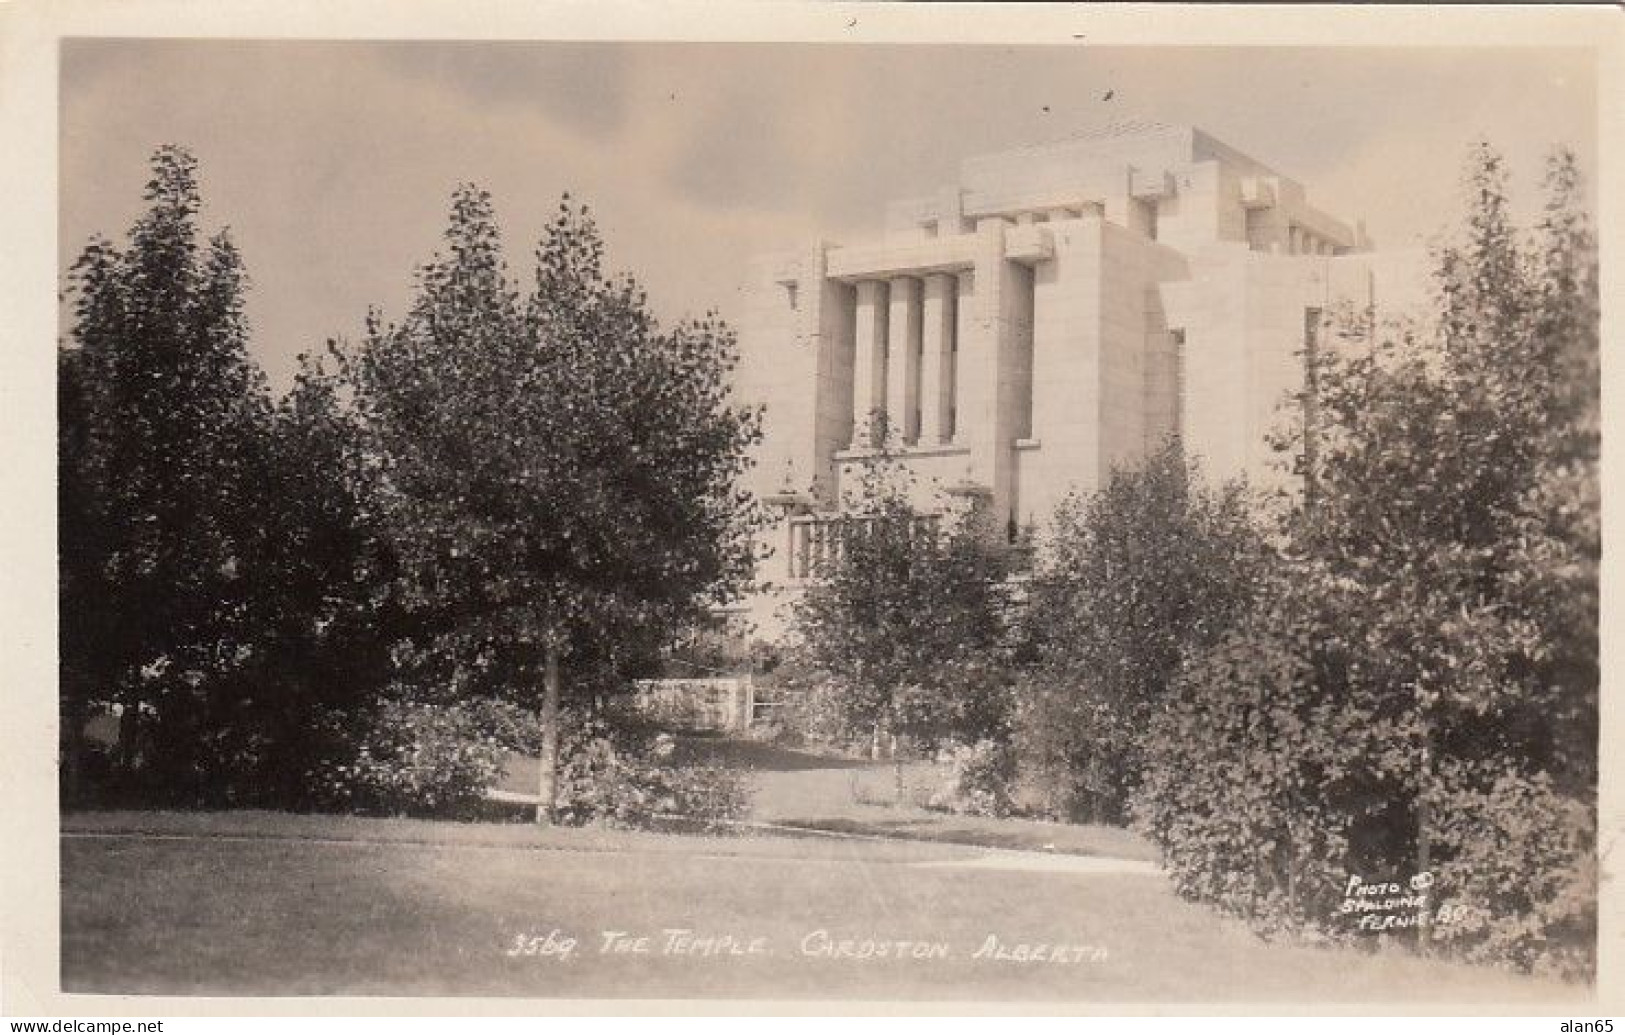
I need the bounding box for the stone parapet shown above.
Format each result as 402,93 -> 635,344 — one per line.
827,235 -> 978,282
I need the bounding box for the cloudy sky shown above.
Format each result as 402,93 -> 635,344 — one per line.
60,40 -> 1596,393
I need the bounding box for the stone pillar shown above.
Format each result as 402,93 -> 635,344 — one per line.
953,217 -> 1034,535
851,280 -> 889,447
953,219 -> 1008,519
951,269 -> 974,444
920,273 -> 957,444
808,260 -> 856,501
886,277 -> 922,443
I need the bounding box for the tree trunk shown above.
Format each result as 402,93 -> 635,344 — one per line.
60,696 -> 86,807
870,722 -> 881,761
117,696 -> 140,778
1415,728 -> 1433,953
535,644 -> 561,825
891,731 -> 903,806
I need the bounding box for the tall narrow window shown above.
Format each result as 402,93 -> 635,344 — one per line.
1133,198 -> 1159,241
1303,308 -> 1323,501
1170,329 -> 1186,440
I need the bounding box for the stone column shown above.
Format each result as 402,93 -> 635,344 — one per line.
851,280 -> 889,447
886,277 -> 923,443
920,273 -> 957,444
951,269 -> 974,443
955,221 -> 1004,508
955,216 -> 1032,533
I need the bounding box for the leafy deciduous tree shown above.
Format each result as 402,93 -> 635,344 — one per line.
348,187 -> 762,822
60,145 -> 281,803
791,451 -> 1019,765
1018,440 -> 1267,823
1135,144 -> 1599,976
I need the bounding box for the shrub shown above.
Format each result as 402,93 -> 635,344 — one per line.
553,716 -> 751,829
307,698 -> 520,818
790,463 -> 1019,754
1132,145 -> 1598,979
894,654 -> 1017,754
1019,442 -> 1266,825
1427,767 -> 1596,978
928,739 -> 1016,818
650,759 -> 755,829
743,716 -> 801,748
309,698 -> 752,828
1135,568 -> 1598,978
1134,601 -> 1367,939
756,660 -> 866,752
1011,670 -> 1135,824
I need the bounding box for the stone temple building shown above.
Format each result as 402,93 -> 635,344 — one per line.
732,121 -> 1426,638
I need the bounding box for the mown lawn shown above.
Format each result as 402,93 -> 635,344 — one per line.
61,810 -> 1584,1004
500,735 -> 1157,861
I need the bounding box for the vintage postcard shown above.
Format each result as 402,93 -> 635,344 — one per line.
3,0 -> 1620,1018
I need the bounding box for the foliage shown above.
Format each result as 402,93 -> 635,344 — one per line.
748,654 -> 851,749
1425,768 -> 1597,975
1136,568 -> 1381,938
1016,441 -> 1267,823
58,146 -> 307,805
1134,144 -> 1599,977
59,156 -> 761,821
309,699 -> 752,828
59,148 -> 412,810
351,186 -> 761,663
790,452 -> 1019,752
928,739 -> 1017,818
307,698 -> 520,818
554,719 -> 752,829
343,186 -> 763,817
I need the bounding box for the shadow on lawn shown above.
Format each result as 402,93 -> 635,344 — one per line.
769,815 -> 1049,850
497,734 -> 872,795
669,733 -> 874,771
497,731 -> 1158,863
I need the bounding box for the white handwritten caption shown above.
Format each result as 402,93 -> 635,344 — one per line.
1339,872 -> 1486,932
503,928 -> 1108,964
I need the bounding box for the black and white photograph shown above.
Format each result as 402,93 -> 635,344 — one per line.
2,0 -> 1618,1017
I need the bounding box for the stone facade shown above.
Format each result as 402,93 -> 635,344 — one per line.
732,121 -> 1429,640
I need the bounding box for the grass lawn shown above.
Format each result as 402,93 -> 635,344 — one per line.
499,734 -> 1156,861
61,810 -> 1583,1004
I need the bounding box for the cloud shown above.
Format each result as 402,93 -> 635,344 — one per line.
60,41 -> 1597,394
371,42 -> 634,142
